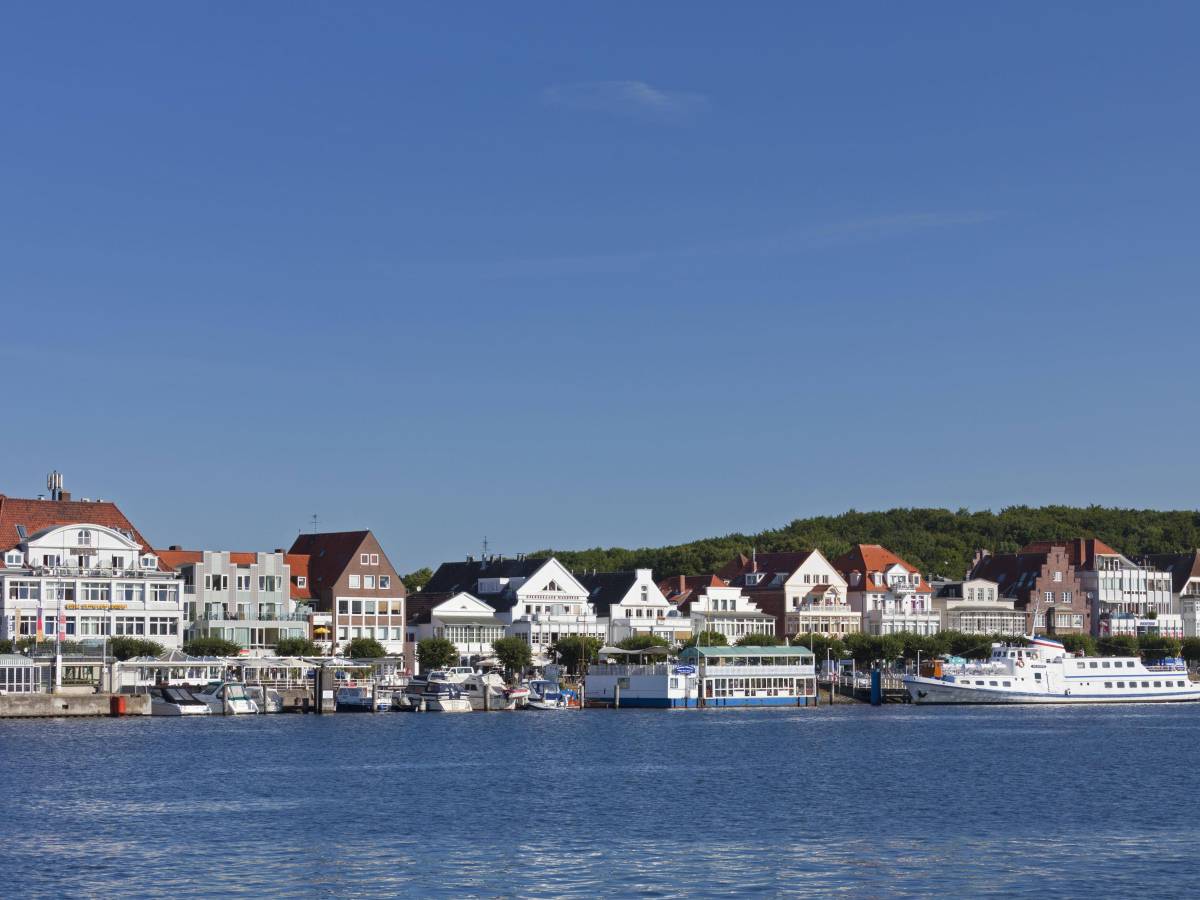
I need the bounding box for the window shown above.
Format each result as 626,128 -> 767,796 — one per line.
1053,571 -> 1063,583
4,551 -> 22,566
360,554 -> 370,565
148,617 -> 177,636
8,581 -> 40,601
151,584 -> 178,604
141,555 -> 157,569
337,627 -> 348,640
237,575 -> 251,592
370,554 -> 379,566
1061,592 -> 1071,603
364,575 -> 375,589
364,600 -> 376,615
352,600 -> 362,614
349,574 -> 361,589
379,575 -> 390,590
78,529 -> 92,546
1044,591 -> 1054,603
297,576 -> 307,588
204,574 -> 212,590
115,583 -> 143,604
338,600 -> 349,614
82,583 -> 110,603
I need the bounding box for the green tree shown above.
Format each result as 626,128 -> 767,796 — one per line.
553,635 -> 603,676
492,636 -> 533,679
417,637 -> 459,672
1058,634 -> 1098,657
1181,637 -> 1200,667
183,636 -> 242,657
616,634 -> 670,651
402,567 -> 433,592
107,637 -> 166,661
1097,634 -> 1139,657
1137,633 -> 1182,658
679,631 -> 729,649
343,637 -> 387,658
735,633 -> 779,647
275,636 -> 321,656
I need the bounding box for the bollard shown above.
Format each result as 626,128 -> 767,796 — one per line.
870,669 -> 882,706
109,695 -> 126,717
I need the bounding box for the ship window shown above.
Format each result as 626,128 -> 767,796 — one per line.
1003,681 -> 1011,687
1154,681 -> 1162,688
1116,682 -> 1124,688
989,681 -> 998,686
1102,661 -> 1110,668
1104,682 -> 1112,688
1089,662 -> 1098,668
1142,681 -> 1150,688
1034,673 -> 1042,681
976,680 -> 984,686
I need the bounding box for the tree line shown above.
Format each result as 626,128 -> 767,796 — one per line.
526,505 -> 1200,580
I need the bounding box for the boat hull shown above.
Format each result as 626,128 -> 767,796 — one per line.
905,675 -> 1200,705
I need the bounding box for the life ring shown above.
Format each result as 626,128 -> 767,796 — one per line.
1016,659 -> 1024,668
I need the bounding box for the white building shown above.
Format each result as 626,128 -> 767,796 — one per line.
159,548 -> 310,657
1143,551 -> 1200,637
722,550 -> 861,639
834,544 -> 941,636
0,484 -> 184,650
579,569 -> 691,644
687,585 -> 775,643
423,556 -> 605,664
405,591 -> 507,666
931,577 -> 1026,636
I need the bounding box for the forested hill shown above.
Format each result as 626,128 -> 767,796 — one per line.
530,506 -> 1200,580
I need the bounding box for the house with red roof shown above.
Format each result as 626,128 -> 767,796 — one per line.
970,544 -> 1089,635
157,547 -> 310,656
832,544 -> 940,636
719,550 -> 859,639
287,531 -> 407,659
0,473 -> 185,650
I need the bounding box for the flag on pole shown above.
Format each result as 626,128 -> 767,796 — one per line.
36,602 -> 44,642
57,607 -> 67,642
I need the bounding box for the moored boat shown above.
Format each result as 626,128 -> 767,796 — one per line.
149,686 -> 212,716
904,635 -> 1200,704
196,681 -> 259,715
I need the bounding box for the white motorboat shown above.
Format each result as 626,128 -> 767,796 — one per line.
524,679 -> 573,710
404,681 -> 472,712
335,686 -> 390,712
454,671 -> 529,710
904,635 -> 1200,704
196,681 -> 259,715
245,685 -> 284,714
149,686 -> 212,716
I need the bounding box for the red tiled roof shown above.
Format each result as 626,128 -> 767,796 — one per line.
287,553 -> 311,600
832,544 -> 931,593
158,550 -> 269,569
1018,538 -> 1119,570
0,494 -> 170,571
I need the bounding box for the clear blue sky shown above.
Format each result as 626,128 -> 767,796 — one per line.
2,4 -> 1198,571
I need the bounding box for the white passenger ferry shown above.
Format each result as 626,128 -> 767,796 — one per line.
903,635 -> 1200,704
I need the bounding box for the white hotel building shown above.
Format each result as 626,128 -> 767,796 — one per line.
0,486 -> 184,648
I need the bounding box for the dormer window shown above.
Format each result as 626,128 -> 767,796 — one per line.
140,554 -> 157,569
4,550 -> 23,566
78,529 -> 93,546
297,576 -> 307,588
640,586 -> 649,602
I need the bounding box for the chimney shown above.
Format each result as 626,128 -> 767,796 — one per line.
751,547 -> 758,574
169,545 -> 182,551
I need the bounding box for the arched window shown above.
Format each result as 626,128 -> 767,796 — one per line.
78,529 -> 92,546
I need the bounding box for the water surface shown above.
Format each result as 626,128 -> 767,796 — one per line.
1,704 -> 1196,897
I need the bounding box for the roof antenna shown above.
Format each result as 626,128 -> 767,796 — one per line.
311,514 -> 318,535
482,536 -> 489,560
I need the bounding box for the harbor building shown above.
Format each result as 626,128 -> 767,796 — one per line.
287,531 -> 407,658
405,591 -> 507,666
970,545 -> 1091,635
158,548 -> 311,656
930,577 -> 1025,635
423,556 -> 605,664
584,645 -> 816,708
833,544 -> 940,636
578,569 -> 691,644
0,476 -> 185,649
1018,539 -> 1180,638
719,550 -> 860,639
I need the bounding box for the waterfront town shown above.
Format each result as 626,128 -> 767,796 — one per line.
3,473 -> 1200,714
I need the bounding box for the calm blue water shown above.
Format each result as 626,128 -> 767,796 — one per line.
1,704 -> 1197,898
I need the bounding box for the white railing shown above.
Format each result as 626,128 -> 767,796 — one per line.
703,664 -> 816,677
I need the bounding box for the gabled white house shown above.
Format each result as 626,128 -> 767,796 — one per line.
687,585 -> 775,643
578,568 -> 691,643
722,550 -> 860,639
423,555 -> 605,664
406,591 -> 506,666
833,544 -> 940,636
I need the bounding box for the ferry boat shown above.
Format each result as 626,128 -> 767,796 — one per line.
903,635 -> 1200,704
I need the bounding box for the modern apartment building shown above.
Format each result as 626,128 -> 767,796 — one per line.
159,548 -> 310,656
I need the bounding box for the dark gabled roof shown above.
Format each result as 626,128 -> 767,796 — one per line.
0,494 -> 169,571
424,557 -> 548,595
577,571 -> 638,618
405,592 -> 455,626
287,531 -> 371,595
1019,538 -> 1120,570
718,550 -> 818,585
1143,552 -> 1200,594
971,552 -> 1049,602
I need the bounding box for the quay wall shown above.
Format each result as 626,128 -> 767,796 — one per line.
0,694 -> 151,718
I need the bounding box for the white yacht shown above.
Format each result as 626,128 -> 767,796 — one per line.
452,671 -> 529,710
148,686 -> 212,716
904,635 -> 1200,704
196,681 -> 259,715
